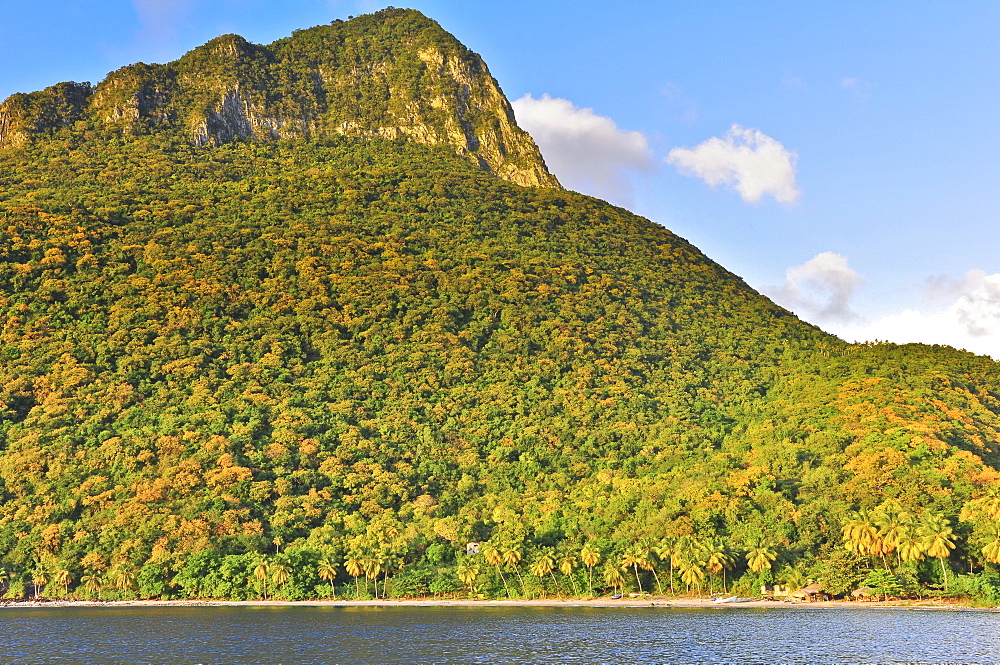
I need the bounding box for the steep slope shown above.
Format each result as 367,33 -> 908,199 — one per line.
0,8 -> 557,188
0,11 -> 998,602
1,134 -> 999,600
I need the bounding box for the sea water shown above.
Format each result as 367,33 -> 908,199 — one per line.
2,605 -> 998,664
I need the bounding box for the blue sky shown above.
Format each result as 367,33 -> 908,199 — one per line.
3,1 -> 999,358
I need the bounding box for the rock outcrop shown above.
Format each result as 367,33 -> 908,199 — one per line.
0,8 -> 559,188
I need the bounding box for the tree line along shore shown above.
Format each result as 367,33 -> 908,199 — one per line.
5,495 -> 1000,605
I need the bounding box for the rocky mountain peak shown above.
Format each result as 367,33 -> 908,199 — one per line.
0,8 -> 559,189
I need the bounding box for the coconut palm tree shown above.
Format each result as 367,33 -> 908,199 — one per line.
893,526 -> 925,564
919,512 -> 956,592
54,568 -> 72,598
482,543 -> 511,598
631,541 -> 663,595
111,567 -> 137,598
979,521 -> 1000,564
456,560 -> 480,596
747,543 -> 777,574
843,509 -> 895,571
654,537 -> 681,595
620,547 -> 647,593
559,554 -> 580,596
502,547 -> 527,597
345,556 -> 363,599
381,553 -> 401,600
875,502 -> 915,569
363,558 -> 384,599
678,558 -> 706,594
271,562 -> 292,597
843,510 -> 882,558
580,543 -> 601,597
317,558 -> 338,599
603,563 -> 625,596
81,573 -> 102,600
961,493 -> 1000,523
32,564 -> 50,599
253,558 -> 271,600
703,540 -> 735,593
530,551 -> 558,598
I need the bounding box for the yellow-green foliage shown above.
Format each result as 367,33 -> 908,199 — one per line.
0,126 -> 998,599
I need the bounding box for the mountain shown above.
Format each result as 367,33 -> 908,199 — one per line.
1,8 -> 999,602
0,9 -> 558,189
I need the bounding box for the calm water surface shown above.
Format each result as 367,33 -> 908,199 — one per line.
2,605 -> 998,664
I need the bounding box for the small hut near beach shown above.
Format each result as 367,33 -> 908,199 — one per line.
851,586 -> 876,601
790,583 -> 828,602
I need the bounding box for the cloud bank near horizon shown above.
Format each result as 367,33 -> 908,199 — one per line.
511,94 -> 656,207
765,255 -> 1000,360
667,124 -> 800,204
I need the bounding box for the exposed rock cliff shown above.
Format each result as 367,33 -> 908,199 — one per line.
0,8 -> 559,188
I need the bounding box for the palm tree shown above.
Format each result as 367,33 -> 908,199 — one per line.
620,547 -> 647,593
381,554 -> 399,600
345,556 -> 363,599
317,558 -> 338,599
482,543 -> 511,599
54,568 -> 72,598
502,547 -> 527,597
894,526 -> 925,564
747,543 -> 777,574
32,564 -> 50,600
979,521 -> 1000,564
843,511 -> 880,556
580,544 -> 601,597
529,551 -> 557,598
363,558 -> 383,599
654,537 -> 680,595
559,554 -> 580,596
782,567 -> 808,592
703,540 -> 734,593
456,560 -> 480,596
919,512 -> 956,592
254,558 -> 271,600
875,503 -> 915,569
81,573 -> 102,600
271,562 -> 292,597
602,563 -> 625,596
678,558 -> 706,594
629,541 -> 662,595
961,493 -> 1000,523
112,567 -> 137,597
844,509 -> 896,570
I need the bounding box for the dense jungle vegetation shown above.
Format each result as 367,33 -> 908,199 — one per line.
1,10 -> 1000,604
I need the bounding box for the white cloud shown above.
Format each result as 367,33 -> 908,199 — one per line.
666,124 -> 800,204
841,76 -> 874,100
833,273 -> 1000,360
511,94 -> 656,206
764,252 -> 864,326
767,259 -> 1000,360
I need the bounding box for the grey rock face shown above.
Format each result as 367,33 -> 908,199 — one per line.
0,10 -> 559,189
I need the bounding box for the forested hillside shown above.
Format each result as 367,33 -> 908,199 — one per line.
0,9 -> 999,603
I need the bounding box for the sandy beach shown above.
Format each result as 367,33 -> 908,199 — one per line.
1,596 -> 992,611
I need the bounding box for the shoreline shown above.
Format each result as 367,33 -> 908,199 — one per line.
2,596 -> 995,611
